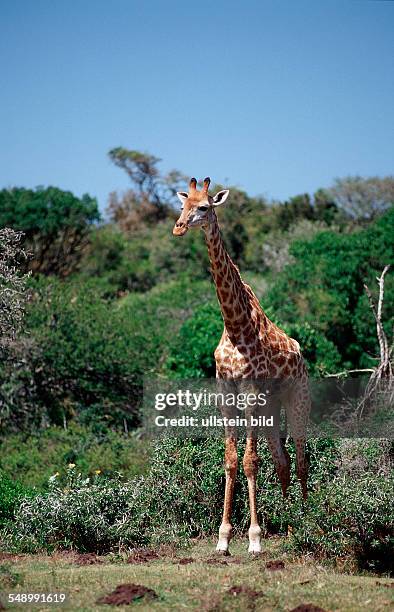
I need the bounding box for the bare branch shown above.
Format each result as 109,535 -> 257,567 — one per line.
325,368 -> 375,378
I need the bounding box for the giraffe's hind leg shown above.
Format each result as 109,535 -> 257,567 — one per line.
286,378 -> 311,500
294,436 -> 308,500
266,436 -> 291,498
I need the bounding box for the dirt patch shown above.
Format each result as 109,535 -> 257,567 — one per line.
205,557 -> 229,566
175,557 -> 194,565
50,551 -> 103,565
265,559 -> 285,571
289,605 -> 328,612
0,553 -> 22,562
157,543 -> 177,558
51,550 -> 80,564
126,548 -> 160,564
97,583 -> 157,606
228,585 -> 264,599
75,553 -> 103,566
227,557 -> 243,564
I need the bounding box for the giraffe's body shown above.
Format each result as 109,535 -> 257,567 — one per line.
173,178 -> 310,555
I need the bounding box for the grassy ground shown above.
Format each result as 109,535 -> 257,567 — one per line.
0,538 -> 392,611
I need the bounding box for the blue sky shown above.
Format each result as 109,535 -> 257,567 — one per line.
0,0 -> 393,209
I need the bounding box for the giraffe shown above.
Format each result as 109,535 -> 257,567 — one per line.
173,177 -> 310,555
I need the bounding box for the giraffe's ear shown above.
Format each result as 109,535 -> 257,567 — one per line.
212,190 -> 230,206
176,192 -> 188,206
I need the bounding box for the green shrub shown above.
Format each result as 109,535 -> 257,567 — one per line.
145,437 -> 340,537
0,470 -> 33,527
337,439 -> 393,478
4,470 -> 147,554
3,437 -> 339,552
4,437 -> 393,573
287,474 -> 394,573
80,225 -> 158,294
0,424 -> 149,490
0,186 -> 99,277
164,302 -> 223,378
1,276 -> 214,432
266,206 -> 394,369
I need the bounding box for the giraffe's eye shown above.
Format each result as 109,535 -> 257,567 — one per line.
198,205 -> 209,212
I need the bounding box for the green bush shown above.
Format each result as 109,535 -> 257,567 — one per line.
164,302 -> 223,378
266,206 -> 394,369
80,225 -> 158,294
3,437 -> 339,552
4,470 -> 147,554
0,471 -> 33,527
79,221 -> 210,295
0,186 -> 99,276
1,276 -> 214,432
0,424 -> 149,490
287,474 -> 394,573
145,437 -> 340,537
4,437 -> 393,573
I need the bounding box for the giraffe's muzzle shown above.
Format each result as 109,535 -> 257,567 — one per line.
173,220 -> 189,236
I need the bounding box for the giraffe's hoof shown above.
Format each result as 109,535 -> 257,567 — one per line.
248,550 -> 263,557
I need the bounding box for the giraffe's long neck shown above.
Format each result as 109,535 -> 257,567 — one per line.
203,210 -> 257,344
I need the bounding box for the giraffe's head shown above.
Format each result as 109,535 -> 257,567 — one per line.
173,177 -> 229,236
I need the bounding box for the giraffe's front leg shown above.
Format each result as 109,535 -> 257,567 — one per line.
243,437 -> 262,554
216,436 -> 237,555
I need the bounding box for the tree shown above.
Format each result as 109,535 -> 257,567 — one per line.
266,206 -> 394,370
329,176 -> 394,220
0,187 -> 100,277
313,189 -> 341,225
274,194 -> 315,231
108,147 -> 187,230
0,228 -> 29,350
363,266 -> 393,399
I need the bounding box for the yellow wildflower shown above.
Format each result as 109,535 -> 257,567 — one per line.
95,469 -> 102,475
68,463 -> 76,469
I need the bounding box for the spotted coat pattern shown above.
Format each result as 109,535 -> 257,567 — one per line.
173,179 -> 310,555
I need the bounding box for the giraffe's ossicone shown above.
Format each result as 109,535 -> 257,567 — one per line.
173,177 -> 310,555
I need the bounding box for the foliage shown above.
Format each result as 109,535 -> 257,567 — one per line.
80,222 -> 210,295
214,186 -> 268,269
0,424 -> 149,490
0,228 -> 29,350
257,219 -> 336,274
80,225 -> 157,293
329,175 -> 394,220
4,437 -> 393,573
283,322 -> 342,376
0,276 -> 214,432
3,469 -> 147,554
165,303 -> 341,379
0,337 -> 45,433
336,439 -> 393,478
6,438 -> 337,550
108,147 -> 186,229
0,470 -> 33,527
287,474 -> 394,573
0,187 -> 99,276
267,207 -> 394,369
165,302 -> 223,377
144,437 -> 340,538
